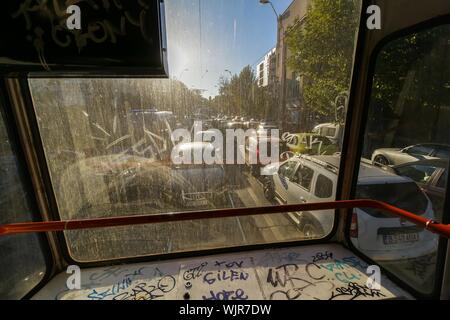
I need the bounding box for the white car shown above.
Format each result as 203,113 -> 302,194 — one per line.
262,155 -> 438,261
312,123 -> 343,145
371,143 -> 450,167
171,142 -> 227,207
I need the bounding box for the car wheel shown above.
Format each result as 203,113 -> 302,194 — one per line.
263,178 -> 275,202
373,155 -> 389,166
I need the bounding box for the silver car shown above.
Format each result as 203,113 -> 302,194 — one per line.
372,143 -> 450,167
171,142 -> 227,208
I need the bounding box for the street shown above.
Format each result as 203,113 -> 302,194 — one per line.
66,170 -> 304,261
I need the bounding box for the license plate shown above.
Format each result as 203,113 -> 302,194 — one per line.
383,232 -> 419,245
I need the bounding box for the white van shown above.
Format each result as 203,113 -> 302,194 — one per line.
262,155 -> 438,261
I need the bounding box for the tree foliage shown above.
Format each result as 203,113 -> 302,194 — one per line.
212,65 -> 278,120
285,0 -> 361,117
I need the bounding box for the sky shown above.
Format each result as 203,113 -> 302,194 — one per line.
164,0 -> 293,98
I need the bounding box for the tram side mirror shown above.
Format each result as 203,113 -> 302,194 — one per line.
0,0 -> 168,77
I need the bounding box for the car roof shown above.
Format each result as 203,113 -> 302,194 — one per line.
289,155 -> 409,182
313,123 -> 339,129
173,142 -> 214,152
290,133 -> 327,138
393,158 -> 449,169
410,143 -> 450,149
249,136 -> 282,143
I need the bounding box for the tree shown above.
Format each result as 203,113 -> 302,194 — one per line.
285,0 -> 361,118
214,65 -> 270,119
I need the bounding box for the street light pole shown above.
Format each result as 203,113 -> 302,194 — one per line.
224,69 -> 233,78
260,0 -> 286,131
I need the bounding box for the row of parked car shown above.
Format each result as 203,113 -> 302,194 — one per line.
372,143 -> 449,222
119,110 -> 447,262
261,154 -> 439,261
208,117 -> 447,262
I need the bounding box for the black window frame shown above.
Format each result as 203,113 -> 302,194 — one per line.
6,1 -> 368,270
344,16 -> 450,300
0,80 -> 53,299
19,75 -> 346,268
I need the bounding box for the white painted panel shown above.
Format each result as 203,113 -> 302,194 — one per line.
33,262 -> 179,300
33,244 -> 413,300
253,244 -> 400,300
178,256 -> 264,300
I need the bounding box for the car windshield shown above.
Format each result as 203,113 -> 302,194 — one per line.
434,146 -> 450,158
395,164 -> 438,183
27,0 -> 362,262
356,182 -> 428,217
407,145 -> 433,156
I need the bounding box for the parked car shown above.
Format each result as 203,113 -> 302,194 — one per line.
244,136 -> 288,176
383,159 -> 447,222
262,155 -> 438,261
256,122 -> 278,136
245,118 -> 259,130
283,133 -> 339,156
171,142 -> 227,207
59,154 -> 179,219
226,120 -> 244,130
372,143 -> 450,167
312,123 -> 343,145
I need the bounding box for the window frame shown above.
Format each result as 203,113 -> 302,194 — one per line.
0,80 -> 54,299
7,1 -> 367,269
19,75 -> 346,267
344,16 -> 450,300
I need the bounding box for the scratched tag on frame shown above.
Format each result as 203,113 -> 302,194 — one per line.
254,244 -> 396,300
178,257 -> 263,300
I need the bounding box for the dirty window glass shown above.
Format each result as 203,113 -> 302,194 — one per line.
0,107 -> 46,299
28,0 -> 362,262
355,23 -> 450,295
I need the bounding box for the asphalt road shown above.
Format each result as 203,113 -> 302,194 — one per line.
65,171 -> 304,261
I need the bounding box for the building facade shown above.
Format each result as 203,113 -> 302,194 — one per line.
256,47 -> 277,88
276,0 -> 311,132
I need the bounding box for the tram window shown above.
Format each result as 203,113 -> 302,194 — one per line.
27,0 -> 361,262
355,23 -> 450,295
0,107 -> 47,299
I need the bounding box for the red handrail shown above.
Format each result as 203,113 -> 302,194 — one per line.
1,199 -> 450,238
